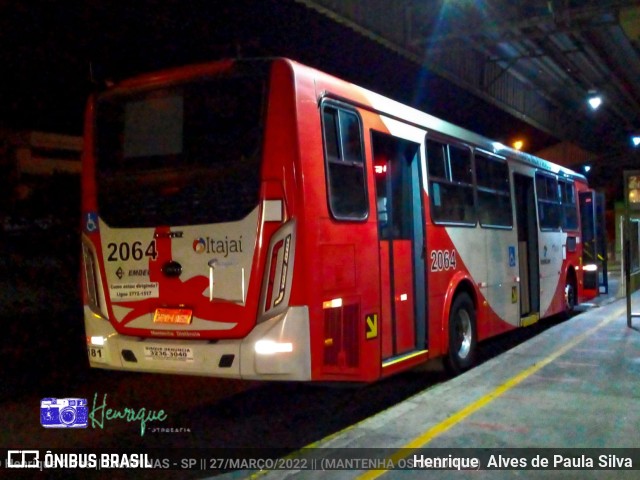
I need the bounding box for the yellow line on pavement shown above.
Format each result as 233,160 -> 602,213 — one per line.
357,313 -> 618,480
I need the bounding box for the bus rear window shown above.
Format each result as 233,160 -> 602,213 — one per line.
123,95 -> 184,159
95,70 -> 266,228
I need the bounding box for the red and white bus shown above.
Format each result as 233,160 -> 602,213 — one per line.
81,58 -> 599,382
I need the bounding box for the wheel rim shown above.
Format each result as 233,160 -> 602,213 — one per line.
564,283 -> 575,311
455,309 -> 472,359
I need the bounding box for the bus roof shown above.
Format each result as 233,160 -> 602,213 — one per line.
284,58 -> 587,184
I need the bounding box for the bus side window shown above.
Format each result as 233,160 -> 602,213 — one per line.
536,173 -> 561,230
323,107 -> 340,161
449,144 -> 473,185
321,105 -> 368,220
426,140 -> 447,178
475,153 -> 513,228
559,179 -> 578,231
426,138 -> 475,225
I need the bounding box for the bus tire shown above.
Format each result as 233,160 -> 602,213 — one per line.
564,272 -> 577,315
445,292 -> 477,375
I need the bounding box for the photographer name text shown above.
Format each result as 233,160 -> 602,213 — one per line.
89,393 -> 167,436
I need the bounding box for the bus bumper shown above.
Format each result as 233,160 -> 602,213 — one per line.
84,306 -> 312,381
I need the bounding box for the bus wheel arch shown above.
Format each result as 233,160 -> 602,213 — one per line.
444,280 -> 478,375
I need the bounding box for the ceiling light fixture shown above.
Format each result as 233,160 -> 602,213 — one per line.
587,90 -> 602,110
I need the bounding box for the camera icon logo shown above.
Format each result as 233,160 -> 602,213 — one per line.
40,398 -> 88,428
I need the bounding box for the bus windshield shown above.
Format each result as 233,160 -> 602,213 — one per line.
95,69 -> 266,228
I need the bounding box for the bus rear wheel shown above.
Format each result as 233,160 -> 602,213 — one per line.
445,292 -> 477,375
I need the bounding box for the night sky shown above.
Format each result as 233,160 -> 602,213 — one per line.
0,0 -> 554,150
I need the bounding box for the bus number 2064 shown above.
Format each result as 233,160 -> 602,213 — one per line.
430,249 -> 457,272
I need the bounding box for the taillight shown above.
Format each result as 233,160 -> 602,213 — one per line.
265,239 -> 284,310
265,234 -> 291,311
260,220 -> 296,319
82,238 -> 105,317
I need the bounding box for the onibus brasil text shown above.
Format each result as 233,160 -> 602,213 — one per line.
17,453 -> 167,470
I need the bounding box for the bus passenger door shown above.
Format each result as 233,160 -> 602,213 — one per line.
596,192 -> 608,294
514,173 -> 540,324
372,131 -> 426,360
579,190 -> 599,297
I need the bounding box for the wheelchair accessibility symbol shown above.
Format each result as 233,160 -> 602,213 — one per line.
508,246 -> 516,267
85,212 -> 98,233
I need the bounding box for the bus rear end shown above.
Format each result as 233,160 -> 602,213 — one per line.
81,59 -> 310,380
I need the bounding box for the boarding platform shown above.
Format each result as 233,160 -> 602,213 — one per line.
216,277 -> 640,479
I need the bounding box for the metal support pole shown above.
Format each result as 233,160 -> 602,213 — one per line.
625,237 -> 632,328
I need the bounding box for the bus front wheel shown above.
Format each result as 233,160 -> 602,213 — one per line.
445,292 -> 477,375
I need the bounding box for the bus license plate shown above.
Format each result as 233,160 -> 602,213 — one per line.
144,346 -> 194,362
153,308 -> 193,325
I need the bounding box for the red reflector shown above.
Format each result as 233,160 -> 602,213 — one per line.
153,308 -> 193,325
